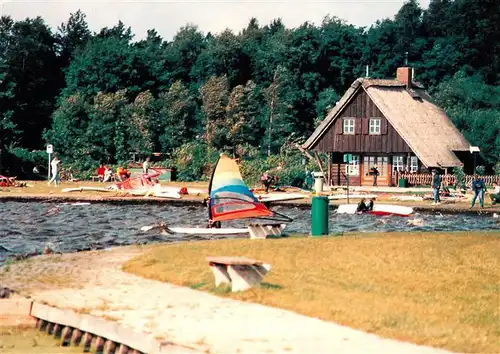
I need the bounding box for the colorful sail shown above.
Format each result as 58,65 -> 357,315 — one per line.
209,154 -> 273,222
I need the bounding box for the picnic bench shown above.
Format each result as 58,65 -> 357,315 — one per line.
206,256 -> 272,292
247,223 -> 286,239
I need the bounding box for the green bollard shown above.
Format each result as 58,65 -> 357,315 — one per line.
311,196 -> 329,236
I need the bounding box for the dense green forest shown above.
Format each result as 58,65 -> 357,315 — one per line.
0,0 -> 499,180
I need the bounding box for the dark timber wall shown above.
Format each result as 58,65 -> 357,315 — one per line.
313,89 -> 412,153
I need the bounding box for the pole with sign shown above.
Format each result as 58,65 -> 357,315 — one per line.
46,144 -> 53,181
343,154 -> 352,204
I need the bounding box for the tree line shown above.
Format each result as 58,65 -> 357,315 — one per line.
0,0 -> 498,179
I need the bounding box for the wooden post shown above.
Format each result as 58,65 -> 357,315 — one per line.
327,152 -> 332,187
91,336 -> 105,353
313,152 -> 326,181
36,319 -> 47,331
103,339 -> 117,354
53,323 -> 62,338
116,344 -> 129,354
81,332 -> 93,352
70,329 -> 82,346
46,322 -> 55,335
60,326 -> 72,346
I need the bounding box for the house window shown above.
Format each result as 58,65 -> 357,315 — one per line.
369,118 -> 381,134
410,156 -> 419,173
343,119 -> 355,134
392,156 -> 405,173
345,155 -> 360,176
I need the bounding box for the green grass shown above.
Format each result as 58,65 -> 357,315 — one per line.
0,325 -> 82,353
123,231 -> 500,353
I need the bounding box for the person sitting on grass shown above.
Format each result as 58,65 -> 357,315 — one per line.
489,182 -> 500,205
103,166 -> 113,182
117,166 -> 130,181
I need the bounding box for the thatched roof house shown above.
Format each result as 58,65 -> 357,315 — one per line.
302,67 -> 471,186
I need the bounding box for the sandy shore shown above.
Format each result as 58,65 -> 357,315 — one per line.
1,180 -> 499,214
0,246 -> 454,354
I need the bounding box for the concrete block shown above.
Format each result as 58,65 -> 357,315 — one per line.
227,264 -> 271,292
209,264 -> 231,287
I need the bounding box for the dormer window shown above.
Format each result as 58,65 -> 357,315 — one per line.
343,118 -> 355,134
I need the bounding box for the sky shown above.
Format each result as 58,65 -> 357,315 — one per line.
2,0 -> 430,41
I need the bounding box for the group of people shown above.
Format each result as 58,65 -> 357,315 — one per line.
356,198 -> 375,213
95,164 -> 117,182
431,169 -> 499,208
95,157 -> 150,183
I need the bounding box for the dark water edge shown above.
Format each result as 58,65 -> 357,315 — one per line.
0,201 -> 498,266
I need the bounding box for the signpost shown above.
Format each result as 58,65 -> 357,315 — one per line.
46,144 -> 53,181
343,154 -> 352,204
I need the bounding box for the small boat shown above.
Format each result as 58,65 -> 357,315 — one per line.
62,186 -> 113,193
336,203 -> 413,217
141,154 -> 291,238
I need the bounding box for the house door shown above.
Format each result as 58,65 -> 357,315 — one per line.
362,156 -> 390,186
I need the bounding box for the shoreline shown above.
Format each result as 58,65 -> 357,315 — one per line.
1,193 -> 498,215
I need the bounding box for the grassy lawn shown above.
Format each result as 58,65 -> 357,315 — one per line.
0,325 -> 81,353
123,231 -> 500,353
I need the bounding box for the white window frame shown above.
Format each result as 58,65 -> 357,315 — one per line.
345,155 -> 360,176
369,118 -> 381,135
392,156 -> 405,172
410,156 -> 419,173
343,118 -> 355,134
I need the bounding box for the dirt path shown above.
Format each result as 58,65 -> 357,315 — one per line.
0,246 -> 455,354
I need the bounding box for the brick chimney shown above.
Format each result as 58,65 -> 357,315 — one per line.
396,67 -> 413,88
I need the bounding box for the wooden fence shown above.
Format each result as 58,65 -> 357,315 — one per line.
401,173 -> 500,187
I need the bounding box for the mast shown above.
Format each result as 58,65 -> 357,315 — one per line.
207,154 -> 222,221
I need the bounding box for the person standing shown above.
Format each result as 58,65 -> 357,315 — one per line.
47,155 -> 61,186
470,175 -> 486,209
96,163 -> 105,182
143,157 -> 150,174
431,169 -> 441,204
371,166 -> 379,186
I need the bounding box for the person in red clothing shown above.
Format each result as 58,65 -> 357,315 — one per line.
96,163 -> 105,182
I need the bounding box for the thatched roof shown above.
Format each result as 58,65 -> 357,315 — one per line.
302,78 -> 471,168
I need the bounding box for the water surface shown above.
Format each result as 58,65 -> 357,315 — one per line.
0,201 -> 498,264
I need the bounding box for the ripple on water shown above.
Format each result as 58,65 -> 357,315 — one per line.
0,201 -> 498,263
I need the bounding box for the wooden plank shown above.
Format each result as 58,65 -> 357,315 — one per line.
206,256 -> 264,266
30,302 -> 162,354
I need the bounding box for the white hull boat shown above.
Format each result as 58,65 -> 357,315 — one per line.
329,194 -> 378,200
255,193 -> 306,202
337,203 -> 413,216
